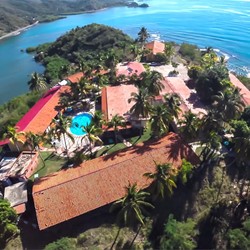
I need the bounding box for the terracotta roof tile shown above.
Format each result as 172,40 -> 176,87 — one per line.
33,132 -> 199,230
22,86 -> 70,134
66,72 -> 84,83
116,62 -> 145,77
229,73 -> 250,106
145,41 -> 165,55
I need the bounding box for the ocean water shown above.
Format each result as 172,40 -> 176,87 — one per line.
0,0 -> 250,104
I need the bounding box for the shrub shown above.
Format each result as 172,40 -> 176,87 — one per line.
45,237 -> 75,250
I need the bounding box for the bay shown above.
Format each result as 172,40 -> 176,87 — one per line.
0,0 -> 250,105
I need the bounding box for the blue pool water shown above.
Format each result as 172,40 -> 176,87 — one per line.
70,113 -> 92,136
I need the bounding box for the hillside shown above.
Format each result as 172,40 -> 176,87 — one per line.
0,0 -> 130,37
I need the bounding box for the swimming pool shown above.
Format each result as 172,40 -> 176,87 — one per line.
70,113 -> 92,136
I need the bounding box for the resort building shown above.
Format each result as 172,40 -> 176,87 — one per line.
145,40 -> 165,61
116,61 -> 145,78
32,132 -> 199,230
101,77 -> 207,125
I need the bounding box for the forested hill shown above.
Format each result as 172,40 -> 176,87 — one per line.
0,0 -> 130,36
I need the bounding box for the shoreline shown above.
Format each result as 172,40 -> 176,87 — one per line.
0,21 -> 39,41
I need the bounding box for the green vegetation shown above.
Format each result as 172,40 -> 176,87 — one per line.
0,91 -> 41,139
0,199 -> 19,247
160,214 -> 197,250
237,74 -> 250,90
30,152 -> 67,179
0,0 -> 130,36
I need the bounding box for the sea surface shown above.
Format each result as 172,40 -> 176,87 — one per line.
0,0 -> 250,104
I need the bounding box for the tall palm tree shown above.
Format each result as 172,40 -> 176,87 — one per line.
28,72 -> 47,92
137,27 -> 149,48
129,88 -> 152,119
50,113 -> 75,158
144,163 -> 177,200
212,88 -> 245,122
92,110 -> 104,128
3,126 -> 25,152
82,123 -> 103,156
107,114 -> 126,144
24,132 -> 45,166
164,42 -> 175,63
139,71 -> 164,96
163,93 -> 181,119
110,183 -> 154,249
178,111 -> 201,142
150,104 -> 172,138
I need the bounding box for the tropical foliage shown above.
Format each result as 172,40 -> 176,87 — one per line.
0,199 -> 19,246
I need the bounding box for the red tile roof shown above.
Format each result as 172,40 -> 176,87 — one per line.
33,132 -> 199,230
102,84 -> 137,121
15,85 -> 70,135
145,41 -> 165,55
101,77 -> 207,121
116,62 -> 145,77
66,72 -> 84,83
229,73 -> 250,106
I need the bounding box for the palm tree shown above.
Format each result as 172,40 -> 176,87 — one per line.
110,183 -> 154,249
28,72 -> 47,92
92,110 -> 104,128
139,70 -> 164,96
212,88 -> 245,122
50,113 -> 75,158
82,123 -> 103,156
107,114 -> 126,144
137,27 -> 149,48
163,93 -> 181,119
129,88 -> 152,119
164,42 -> 175,63
3,126 -> 25,152
144,163 -> 177,200
178,111 -> 201,142
24,132 -> 45,166
150,104 -> 172,138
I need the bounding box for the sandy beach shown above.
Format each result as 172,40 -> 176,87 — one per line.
0,21 -> 39,41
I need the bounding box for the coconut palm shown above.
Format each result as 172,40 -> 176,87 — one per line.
137,27 -> 149,48
28,72 -> 47,92
110,183 -> 154,249
150,104 -> 172,138
3,126 -> 25,152
164,42 -> 175,63
212,88 -> 245,122
139,70 -> 164,96
82,123 -> 103,156
144,163 -> 177,200
178,111 -> 201,142
163,93 -> 181,119
24,132 -> 45,166
107,114 -> 126,144
129,88 -> 152,118
92,110 -> 104,128
50,113 -> 75,158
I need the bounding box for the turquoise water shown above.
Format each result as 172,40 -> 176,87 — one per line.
70,113 -> 92,136
0,0 -> 250,104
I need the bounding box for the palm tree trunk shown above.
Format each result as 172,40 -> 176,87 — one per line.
129,223 -> 143,249
63,133 -> 69,159
110,226 -> 121,250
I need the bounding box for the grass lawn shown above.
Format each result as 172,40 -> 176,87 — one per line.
96,126 -> 152,158
30,151 -> 67,180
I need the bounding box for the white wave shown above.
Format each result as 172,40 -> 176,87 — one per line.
150,33 -> 161,40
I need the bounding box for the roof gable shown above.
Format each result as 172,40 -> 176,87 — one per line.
33,133 -> 199,230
